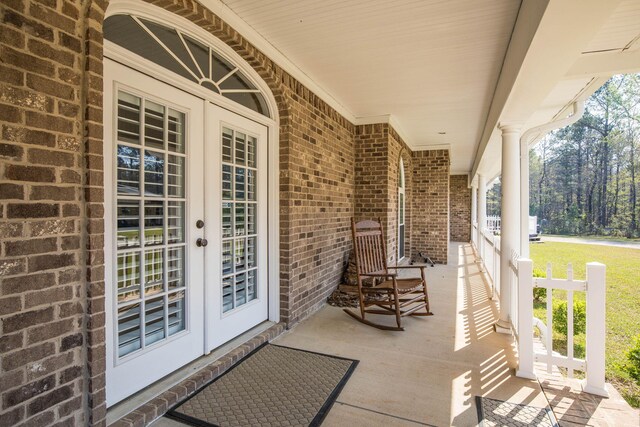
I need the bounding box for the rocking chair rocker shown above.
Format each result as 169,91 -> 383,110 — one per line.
344,218 -> 433,331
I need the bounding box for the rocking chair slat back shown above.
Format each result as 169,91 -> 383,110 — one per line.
352,218 -> 387,275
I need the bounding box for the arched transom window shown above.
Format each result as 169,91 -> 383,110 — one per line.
104,14 -> 270,117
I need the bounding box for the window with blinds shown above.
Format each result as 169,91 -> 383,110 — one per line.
115,90 -> 187,358
221,127 -> 258,313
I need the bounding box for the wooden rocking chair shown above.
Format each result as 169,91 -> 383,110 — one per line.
344,218 -> 433,331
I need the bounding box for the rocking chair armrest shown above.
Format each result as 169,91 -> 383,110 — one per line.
389,265 -> 426,271
360,272 -> 397,278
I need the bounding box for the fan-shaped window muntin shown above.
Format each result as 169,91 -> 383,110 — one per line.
104,14 -> 270,118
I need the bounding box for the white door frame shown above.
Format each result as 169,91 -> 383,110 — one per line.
104,60 -> 207,405
105,0 -> 280,325
103,1 -> 281,406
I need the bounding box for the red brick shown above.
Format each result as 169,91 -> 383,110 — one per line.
25,111 -> 74,133
1,125 -> 56,147
27,318 -> 74,344
0,142 -> 23,159
28,148 -> 75,166
0,103 -> 23,123
0,331 -> 23,353
0,183 -> 24,199
2,307 -> 54,334
7,203 -> 59,218
5,164 -> 55,182
2,272 -> 55,294
28,252 -> 76,272
27,385 -> 74,416
0,257 -> 26,275
2,375 -> 55,407
4,237 -> 57,256
0,46 -> 55,75
26,73 -> 76,100
0,407 -> 24,426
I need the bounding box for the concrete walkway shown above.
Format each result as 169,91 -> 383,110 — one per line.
540,235 -> 640,249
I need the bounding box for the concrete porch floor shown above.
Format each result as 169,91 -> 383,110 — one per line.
153,242 -> 638,426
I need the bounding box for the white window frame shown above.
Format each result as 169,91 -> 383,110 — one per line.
398,158 -> 406,261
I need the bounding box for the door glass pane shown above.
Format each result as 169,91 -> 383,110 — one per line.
247,204 -> 256,235
114,90 -> 187,358
221,125 -> 259,313
117,200 -> 140,249
168,109 -> 185,153
118,303 -> 141,357
222,202 -> 233,238
222,128 -> 233,163
222,240 -> 233,276
144,248 -> 164,296
235,167 -> 245,200
117,251 -> 140,302
222,165 -> 233,200
247,136 -> 256,168
168,155 -> 184,198
145,296 -> 166,345
235,204 -> 245,236
167,247 -> 184,290
144,100 -> 165,149
144,150 -> 164,196
247,169 -> 255,201
167,201 -> 185,244
144,201 -> 164,246
117,145 -> 140,195
117,92 -> 141,144
235,132 -> 245,165
168,291 -> 185,336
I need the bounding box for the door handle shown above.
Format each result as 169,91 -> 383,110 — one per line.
196,238 -> 208,247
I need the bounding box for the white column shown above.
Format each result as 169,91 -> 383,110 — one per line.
496,124 -> 521,334
477,174 -> 487,260
471,183 -> 477,247
520,138 -> 530,257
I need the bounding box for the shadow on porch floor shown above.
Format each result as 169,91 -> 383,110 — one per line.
154,242 -> 547,426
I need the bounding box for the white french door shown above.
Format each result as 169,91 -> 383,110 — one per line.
204,105 -> 268,351
105,60 -> 268,406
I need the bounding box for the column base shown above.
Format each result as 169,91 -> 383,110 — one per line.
581,380 -> 610,398
494,320 -> 512,335
515,369 -> 537,380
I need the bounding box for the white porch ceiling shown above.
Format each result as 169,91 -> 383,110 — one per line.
206,0 -> 640,179
217,0 -> 521,174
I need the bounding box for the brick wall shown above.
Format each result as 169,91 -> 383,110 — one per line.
354,124 -> 412,265
450,174 -> 471,242
0,1 -> 105,425
1,1 -> 357,423
411,150 -> 450,264
279,82 -> 355,324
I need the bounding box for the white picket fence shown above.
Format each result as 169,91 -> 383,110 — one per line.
516,259 -> 609,397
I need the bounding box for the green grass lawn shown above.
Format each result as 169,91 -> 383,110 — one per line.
530,242 -> 640,407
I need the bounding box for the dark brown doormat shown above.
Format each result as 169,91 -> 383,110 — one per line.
476,396 -> 559,427
166,343 -> 358,427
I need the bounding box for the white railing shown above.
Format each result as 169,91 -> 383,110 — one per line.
486,215 -> 501,233
508,250 -> 519,337
480,227 -> 501,298
517,259 -> 608,397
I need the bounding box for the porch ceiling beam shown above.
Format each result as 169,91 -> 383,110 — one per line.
565,48 -> 640,79
471,0 -> 623,179
470,0 -> 549,179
